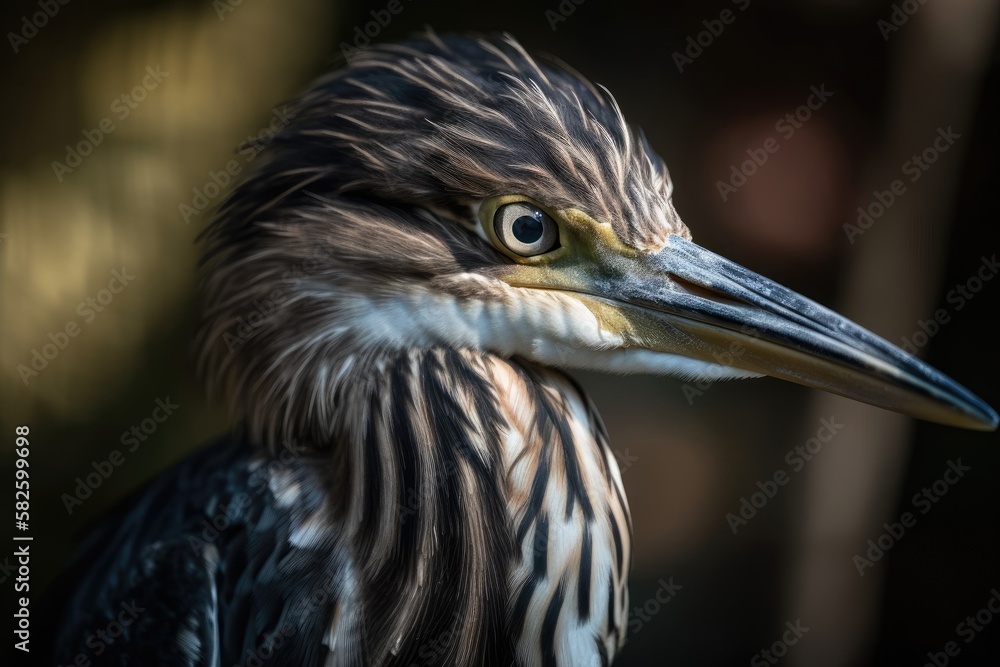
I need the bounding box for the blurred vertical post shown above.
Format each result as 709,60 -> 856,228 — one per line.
785,2 -> 998,666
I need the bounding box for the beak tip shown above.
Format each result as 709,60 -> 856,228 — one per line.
975,405 -> 999,432
922,382 -> 997,431
945,394 -> 999,431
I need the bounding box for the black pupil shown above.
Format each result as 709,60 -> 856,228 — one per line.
512,213 -> 543,244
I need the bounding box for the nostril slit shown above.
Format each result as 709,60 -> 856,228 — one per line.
670,275 -> 752,308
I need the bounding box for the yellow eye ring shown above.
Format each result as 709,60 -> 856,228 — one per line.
479,195 -> 566,263
493,202 -> 559,257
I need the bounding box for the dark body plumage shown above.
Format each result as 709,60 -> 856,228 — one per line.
49,437 -> 345,666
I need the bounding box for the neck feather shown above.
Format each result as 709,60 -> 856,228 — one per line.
318,348 -> 630,665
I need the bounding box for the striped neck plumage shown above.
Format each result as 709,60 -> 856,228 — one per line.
300,347 -> 631,666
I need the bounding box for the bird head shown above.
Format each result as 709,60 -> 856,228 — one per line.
199,32 -> 996,447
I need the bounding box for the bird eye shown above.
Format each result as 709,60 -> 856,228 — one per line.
493,203 -> 559,257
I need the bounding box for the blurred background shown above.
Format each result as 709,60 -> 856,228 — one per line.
1,0 -> 998,665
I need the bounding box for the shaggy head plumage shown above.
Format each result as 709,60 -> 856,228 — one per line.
198,32 -> 687,449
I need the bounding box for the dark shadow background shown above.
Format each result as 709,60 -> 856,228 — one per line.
1,0 -> 997,665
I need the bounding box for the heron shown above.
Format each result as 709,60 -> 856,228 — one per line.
47,32 -> 996,667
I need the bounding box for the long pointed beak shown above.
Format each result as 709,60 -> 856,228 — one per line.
605,235 -> 997,431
